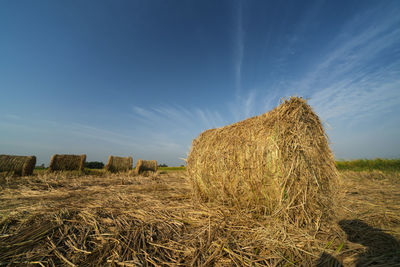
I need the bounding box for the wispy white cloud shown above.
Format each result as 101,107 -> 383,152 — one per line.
228,89 -> 259,121
223,2 -> 400,137
310,66 -> 400,122
132,104 -> 225,133
131,104 -> 228,162
234,0 -> 244,96
286,4 -> 400,124
67,123 -> 141,148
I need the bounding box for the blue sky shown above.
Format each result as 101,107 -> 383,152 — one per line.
1,0 -> 399,166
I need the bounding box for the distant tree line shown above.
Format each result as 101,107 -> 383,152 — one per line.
158,163 -> 168,167
85,161 -> 105,169
36,164 -> 46,169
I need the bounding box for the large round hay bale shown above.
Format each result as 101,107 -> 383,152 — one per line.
187,97 -> 338,225
105,155 -> 133,173
48,154 -> 86,172
0,155 -> 36,176
135,159 -> 158,175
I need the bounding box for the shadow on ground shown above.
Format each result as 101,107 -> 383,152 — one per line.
317,219 -> 400,266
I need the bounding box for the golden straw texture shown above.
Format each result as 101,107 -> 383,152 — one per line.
0,155 -> 36,176
48,154 -> 86,172
105,155 -> 133,173
187,97 -> 338,226
135,159 -> 157,175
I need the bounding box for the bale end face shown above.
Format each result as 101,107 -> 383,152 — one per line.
22,156 -> 36,176
105,156 -> 133,173
135,159 -> 158,175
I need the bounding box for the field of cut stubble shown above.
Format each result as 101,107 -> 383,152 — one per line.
1,168 -> 399,266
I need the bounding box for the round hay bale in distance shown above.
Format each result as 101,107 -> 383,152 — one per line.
0,155 -> 36,176
48,154 -> 86,172
187,97 -> 338,225
135,159 -> 158,175
105,155 -> 133,173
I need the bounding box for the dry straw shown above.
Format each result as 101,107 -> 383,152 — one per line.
0,155 -> 36,176
48,154 -> 86,172
135,159 -> 157,175
187,97 -> 339,226
0,170 -> 399,265
105,155 -> 133,173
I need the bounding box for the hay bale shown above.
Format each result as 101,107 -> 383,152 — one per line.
0,155 -> 36,176
105,155 -> 133,173
135,159 -> 158,175
48,154 -> 86,172
187,97 -> 338,225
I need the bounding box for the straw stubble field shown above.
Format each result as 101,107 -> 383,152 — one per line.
0,169 -> 399,266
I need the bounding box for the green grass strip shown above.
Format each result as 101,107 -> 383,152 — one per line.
335,159 -> 400,172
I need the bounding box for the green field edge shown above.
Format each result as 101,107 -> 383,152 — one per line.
335,158 -> 400,172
